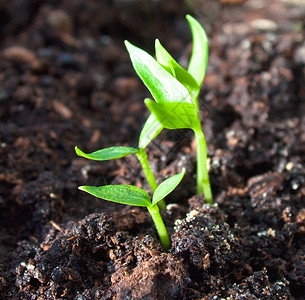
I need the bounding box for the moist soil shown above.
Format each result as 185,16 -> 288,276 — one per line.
0,0 -> 305,299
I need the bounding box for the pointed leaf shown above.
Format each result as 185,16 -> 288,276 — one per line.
125,40 -> 192,104
79,185 -> 151,207
155,39 -> 200,100
152,169 -> 185,206
138,113 -> 163,149
145,98 -> 200,130
75,146 -> 138,161
186,15 -> 208,87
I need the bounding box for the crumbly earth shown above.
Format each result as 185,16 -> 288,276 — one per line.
0,0 -> 305,299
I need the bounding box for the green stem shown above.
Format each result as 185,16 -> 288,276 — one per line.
136,148 -> 166,210
194,129 -> 213,204
147,204 -> 171,250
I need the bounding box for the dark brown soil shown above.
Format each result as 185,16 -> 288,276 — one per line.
1,0 -> 305,299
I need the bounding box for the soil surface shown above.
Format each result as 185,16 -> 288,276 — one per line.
1,0 -> 305,299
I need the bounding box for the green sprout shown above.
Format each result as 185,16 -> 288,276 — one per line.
75,116 -> 165,210
124,14 -> 212,204
78,169 -> 185,250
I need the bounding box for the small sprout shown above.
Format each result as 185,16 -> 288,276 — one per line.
75,15 -> 211,251
125,15 -> 212,203
79,169 -> 185,250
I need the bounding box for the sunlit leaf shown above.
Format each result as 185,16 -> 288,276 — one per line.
125,40 -> 192,104
75,146 -> 138,161
155,39 -> 200,100
79,185 -> 151,207
144,98 -> 200,130
186,14 -> 208,87
152,169 -> 185,206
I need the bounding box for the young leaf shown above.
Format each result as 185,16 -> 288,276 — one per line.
125,40 -> 192,104
79,185 -> 151,207
152,168 -> 185,206
155,39 -> 200,100
145,98 -> 200,130
138,113 -> 163,149
186,14 -> 209,87
75,146 -> 138,161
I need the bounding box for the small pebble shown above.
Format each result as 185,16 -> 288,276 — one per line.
250,19 -> 278,31
285,162 -> 294,171
294,46 -> 305,64
53,100 -> 72,119
2,46 -> 37,65
47,10 -> 74,34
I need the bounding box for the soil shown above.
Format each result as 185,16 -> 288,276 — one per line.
0,0 -> 305,299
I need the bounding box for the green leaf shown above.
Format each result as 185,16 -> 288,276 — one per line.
152,168 -> 185,206
155,39 -> 200,100
138,113 -> 163,149
79,185 -> 151,207
75,146 -> 138,161
145,98 -> 200,130
186,15 -> 208,87
125,40 -> 192,104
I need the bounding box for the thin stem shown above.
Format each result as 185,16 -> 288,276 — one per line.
136,148 -> 166,210
194,129 -> 213,204
147,204 -> 171,250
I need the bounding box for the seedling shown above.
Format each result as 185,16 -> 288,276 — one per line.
125,14 -> 213,204
75,118 -> 165,209
78,169 -> 185,250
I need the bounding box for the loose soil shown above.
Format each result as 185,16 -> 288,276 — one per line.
0,0 -> 305,299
